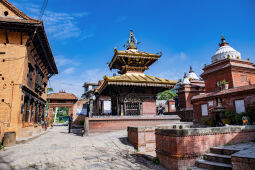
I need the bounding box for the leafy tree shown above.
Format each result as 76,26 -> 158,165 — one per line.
46,88 -> 53,110
157,90 -> 177,100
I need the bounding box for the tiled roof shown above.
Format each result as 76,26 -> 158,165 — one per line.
96,73 -> 176,94
115,49 -> 161,58
192,84 -> 255,101
106,73 -> 175,84
48,92 -> 78,100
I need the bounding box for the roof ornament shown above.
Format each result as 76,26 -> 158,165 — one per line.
182,72 -> 190,84
219,34 -> 229,47
123,30 -> 140,50
189,66 -> 194,73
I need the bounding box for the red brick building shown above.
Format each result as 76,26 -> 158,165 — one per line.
191,36 -> 255,123
177,67 -> 205,111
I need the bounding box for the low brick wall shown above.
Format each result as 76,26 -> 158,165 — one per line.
156,125 -> 255,170
89,115 -> 181,133
232,148 -> 255,170
128,122 -> 193,153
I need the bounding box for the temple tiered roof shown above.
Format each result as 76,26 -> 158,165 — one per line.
96,30 -> 176,95
96,73 -> 176,94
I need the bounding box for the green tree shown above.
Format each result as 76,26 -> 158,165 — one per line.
157,90 -> 177,100
46,88 -> 53,110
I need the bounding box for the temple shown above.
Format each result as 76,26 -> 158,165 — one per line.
191,35 -> 255,123
95,30 -> 176,116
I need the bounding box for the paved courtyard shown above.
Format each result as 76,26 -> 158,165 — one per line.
0,126 -> 164,170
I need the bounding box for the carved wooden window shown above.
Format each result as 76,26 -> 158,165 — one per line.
124,93 -> 141,115
27,63 -> 34,81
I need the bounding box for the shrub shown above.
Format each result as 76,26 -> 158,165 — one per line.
153,157 -> 160,165
79,120 -> 85,125
201,117 -> 214,126
0,142 -> 3,150
225,110 -> 236,124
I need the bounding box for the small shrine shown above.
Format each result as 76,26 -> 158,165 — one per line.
95,30 -> 176,116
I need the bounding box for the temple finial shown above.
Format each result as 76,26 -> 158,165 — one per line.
221,34 -> 225,43
219,34 -> 229,47
125,30 -> 139,50
189,66 -> 194,73
184,72 -> 187,78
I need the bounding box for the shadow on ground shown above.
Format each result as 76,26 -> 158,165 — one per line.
118,137 -> 133,146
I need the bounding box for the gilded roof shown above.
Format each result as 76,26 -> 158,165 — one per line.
96,73 -> 176,94
47,92 -> 78,100
115,49 -> 161,58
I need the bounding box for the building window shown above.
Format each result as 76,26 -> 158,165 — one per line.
235,99 -> 245,114
201,104 -> 208,116
171,104 -> 176,111
241,75 -> 248,83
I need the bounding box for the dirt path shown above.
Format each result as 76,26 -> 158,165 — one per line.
0,126 -> 164,170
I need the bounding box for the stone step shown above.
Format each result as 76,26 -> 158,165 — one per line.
210,146 -> 240,155
196,159 -> 232,170
204,153 -> 231,164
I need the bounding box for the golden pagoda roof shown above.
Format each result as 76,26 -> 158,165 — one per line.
96,73 -> 176,94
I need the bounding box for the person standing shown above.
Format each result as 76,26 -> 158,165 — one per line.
68,114 -> 73,133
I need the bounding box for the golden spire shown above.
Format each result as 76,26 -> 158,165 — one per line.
219,34 -> 229,47
124,30 -> 139,50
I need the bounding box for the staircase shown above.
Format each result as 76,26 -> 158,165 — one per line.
192,146 -> 240,170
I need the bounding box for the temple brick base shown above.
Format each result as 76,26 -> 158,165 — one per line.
155,125 -> 255,170
88,115 -> 181,133
127,122 -> 193,153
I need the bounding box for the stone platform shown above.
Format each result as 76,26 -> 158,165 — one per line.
128,122 -> 193,153
89,115 -> 180,133
156,125 -> 255,170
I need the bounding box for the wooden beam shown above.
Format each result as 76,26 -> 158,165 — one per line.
20,32 -> 23,45
4,29 -> 9,44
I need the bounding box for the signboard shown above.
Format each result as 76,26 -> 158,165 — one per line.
103,101 -> 111,114
76,108 -> 87,116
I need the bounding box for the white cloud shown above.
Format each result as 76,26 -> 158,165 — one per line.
55,55 -> 81,68
62,67 -> 75,75
13,2 -> 90,39
82,68 -> 113,82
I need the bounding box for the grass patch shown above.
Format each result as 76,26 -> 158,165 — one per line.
240,141 -> 249,144
0,142 -> 3,150
153,157 -> 160,165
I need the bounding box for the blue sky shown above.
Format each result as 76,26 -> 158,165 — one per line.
10,0 -> 255,97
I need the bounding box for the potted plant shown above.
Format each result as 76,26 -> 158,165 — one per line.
220,80 -> 229,90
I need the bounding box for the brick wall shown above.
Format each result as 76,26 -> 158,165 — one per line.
203,68 -> 233,92
142,100 -> 156,115
193,93 -> 255,123
127,123 -> 192,154
89,116 -> 180,133
156,125 -> 255,170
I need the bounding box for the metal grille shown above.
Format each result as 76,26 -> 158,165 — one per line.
125,102 -> 140,115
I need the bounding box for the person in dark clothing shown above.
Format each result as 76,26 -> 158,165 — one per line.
68,114 -> 73,133
158,105 -> 165,115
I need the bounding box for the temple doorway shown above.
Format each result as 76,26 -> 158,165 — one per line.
124,93 -> 142,115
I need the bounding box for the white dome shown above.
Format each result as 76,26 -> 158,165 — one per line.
188,72 -> 199,80
211,36 -> 241,63
182,77 -> 190,84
